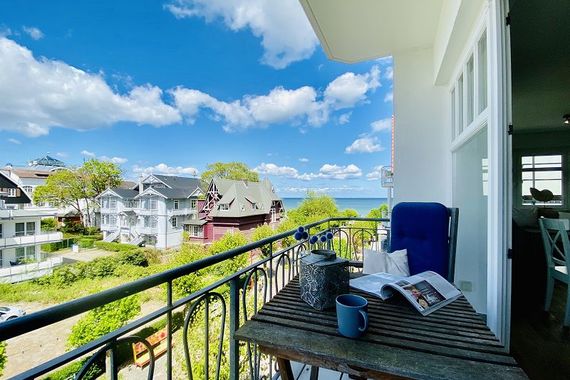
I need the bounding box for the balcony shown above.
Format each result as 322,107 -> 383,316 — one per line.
0,231 -> 63,249
168,207 -> 197,216
0,217 -> 388,379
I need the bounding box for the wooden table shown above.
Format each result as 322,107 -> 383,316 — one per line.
235,278 -> 527,380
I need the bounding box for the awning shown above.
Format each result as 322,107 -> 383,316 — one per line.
183,220 -> 207,226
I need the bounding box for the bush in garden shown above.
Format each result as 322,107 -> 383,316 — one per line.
78,238 -> 96,248
0,341 -> 6,377
61,220 -> 85,234
251,225 -> 276,258
93,241 -> 138,253
208,231 -> 248,277
41,217 -> 58,231
67,295 -> 141,349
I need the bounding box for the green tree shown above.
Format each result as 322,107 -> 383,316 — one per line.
34,159 -> 122,226
67,295 -> 140,349
251,224 -> 276,258
208,231 -> 249,276
201,162 -> 259,186
41,217 -> 58,231
286,192 -> 340,226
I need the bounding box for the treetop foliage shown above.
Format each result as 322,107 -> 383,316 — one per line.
201,162 -> 259,185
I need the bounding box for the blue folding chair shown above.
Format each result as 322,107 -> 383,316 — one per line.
390,202 -> 459,282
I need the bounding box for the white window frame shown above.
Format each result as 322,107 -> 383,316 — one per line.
171,217 -> 178,228
191,199 -> 197,209
173,200 -> 179,210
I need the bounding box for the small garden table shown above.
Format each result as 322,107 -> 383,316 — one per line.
234,277 -> 527,379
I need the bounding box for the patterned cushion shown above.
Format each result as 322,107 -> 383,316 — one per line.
391,202 -> 450,279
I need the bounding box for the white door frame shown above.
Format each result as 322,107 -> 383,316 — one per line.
486,0 -> 512,346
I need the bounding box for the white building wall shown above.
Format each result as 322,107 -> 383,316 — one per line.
392,47 -> 451,206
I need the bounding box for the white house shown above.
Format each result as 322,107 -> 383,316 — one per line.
0,171 -> 63,268
98,174 -> 203,249
300,0 -> 569,348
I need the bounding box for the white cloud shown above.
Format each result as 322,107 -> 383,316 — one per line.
81,150 -> 127,164
0,37 -> 181,136
384,91 -> 393,103
316,164 -> 362,180
280,185 -> 365,194
254,162 -> 362,181
100,156 -> 128,165
366,166 -> 384,180
22,26 -> 44,40
370,118 -> 391,133
133,163 -> 198,176
7,138 -> 21,144
165,0 -> 318,69
384,66 -> 393,81
298,158 -> 309,163
81,150 -> 96,157
254,162 -> 299,177
173,65 -> 379,132
55,152 -> 68,158
324,66 -> 380,109
338,112 -> 351,125
345,137 -> 383,154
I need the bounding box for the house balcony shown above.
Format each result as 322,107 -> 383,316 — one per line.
0,217 -> 389,379
167,207 -> 197,216
0,231 -> 63,249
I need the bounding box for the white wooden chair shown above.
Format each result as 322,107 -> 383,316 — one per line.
538,217 -> 570,326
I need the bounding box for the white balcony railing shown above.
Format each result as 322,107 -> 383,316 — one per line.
168,208 -> 197,216
0,232 -> 63,249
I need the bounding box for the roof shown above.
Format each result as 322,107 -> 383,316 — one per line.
208,178 -> 283,218
28,155 -> 66,168
183,219 -> 207,226
0,171 -> 32,204
9,168 -> 53,179
153,175 -> 201,190
112,188 -> 139,198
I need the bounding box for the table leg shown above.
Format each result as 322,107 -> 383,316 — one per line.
310,365 -> 319,380
276,357 -> 295,380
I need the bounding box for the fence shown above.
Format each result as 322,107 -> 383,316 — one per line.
0,217 -> 389,379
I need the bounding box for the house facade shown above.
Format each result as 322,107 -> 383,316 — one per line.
298,0 -> 556,347
192,178 -> 284,243
99,174 -> 203,249
0,171 -> 63,268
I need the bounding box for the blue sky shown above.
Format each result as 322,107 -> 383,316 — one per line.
0,0 -> 393,197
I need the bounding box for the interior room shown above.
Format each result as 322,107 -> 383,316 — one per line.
509,0 -> 570,378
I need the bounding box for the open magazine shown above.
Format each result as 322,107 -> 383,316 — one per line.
349,271 -> 461,316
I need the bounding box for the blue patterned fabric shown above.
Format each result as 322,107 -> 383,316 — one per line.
391,202 -> 450,280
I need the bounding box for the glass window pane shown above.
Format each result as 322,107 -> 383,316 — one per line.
451,88 -> 456,140
467,55 -> 474,124
458,74 -> 464,134
478,31 -> 487,113
521,154 -> 563,205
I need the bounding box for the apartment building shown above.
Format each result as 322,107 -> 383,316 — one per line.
99,174 -> 203,249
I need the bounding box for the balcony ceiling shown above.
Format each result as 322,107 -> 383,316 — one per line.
299,0 -> 444,63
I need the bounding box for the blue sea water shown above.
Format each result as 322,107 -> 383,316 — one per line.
282,198 -> 388,217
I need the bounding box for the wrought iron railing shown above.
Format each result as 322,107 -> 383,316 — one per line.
0,217 -> 389,380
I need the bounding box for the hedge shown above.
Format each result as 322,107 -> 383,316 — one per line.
93,241 -> 139,253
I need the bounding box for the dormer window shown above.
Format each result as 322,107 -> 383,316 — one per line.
174,200 -> 179,210
219,203 -> 229,211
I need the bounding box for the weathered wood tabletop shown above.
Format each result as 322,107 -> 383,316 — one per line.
234,277 -> 528,380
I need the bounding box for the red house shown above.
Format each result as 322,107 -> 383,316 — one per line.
187,178 -> 284,243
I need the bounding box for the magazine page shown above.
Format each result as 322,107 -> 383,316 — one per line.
388,271 -> 461,316
349,272 -> 406,300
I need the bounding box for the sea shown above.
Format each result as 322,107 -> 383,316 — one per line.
282,198 -> 388,217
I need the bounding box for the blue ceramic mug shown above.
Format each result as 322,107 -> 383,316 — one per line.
336,294 -> 369,338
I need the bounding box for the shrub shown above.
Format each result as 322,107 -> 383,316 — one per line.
208,231 -> 248,277
78,238 -> 96,249
93,241 -> 138,253
67,295 -> 141,349
0,341 -> 6,377
41,217 -> 58,231
84,227 -> 100,236
251,225 -> 276,258
116,250 -> 148,267
61,221 -> 85,234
